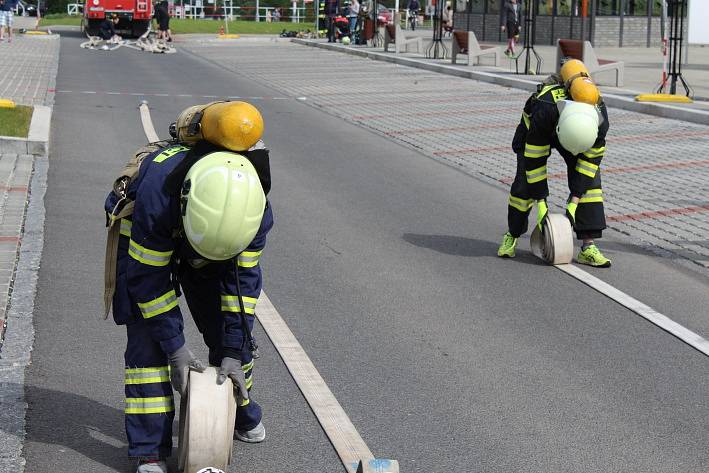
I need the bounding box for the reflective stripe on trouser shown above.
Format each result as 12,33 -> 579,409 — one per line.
573,172 -> 606,239
125,321 -> 174,459
507,153 -> 535,238
179,266 -> 263,432
506,152 -> 606,239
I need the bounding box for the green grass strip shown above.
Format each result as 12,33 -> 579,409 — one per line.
39,15 -> 315,35
0,105 -> 33,138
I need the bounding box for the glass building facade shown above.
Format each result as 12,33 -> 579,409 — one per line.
453,0 -> 674,47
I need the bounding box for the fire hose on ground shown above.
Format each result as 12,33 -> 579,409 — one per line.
530,213 -> 574,265
80,27 -> 176,54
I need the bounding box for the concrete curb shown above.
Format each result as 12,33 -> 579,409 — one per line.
292,39 -> 709,126
0,106 -> 51,157
0,155 -> 48,473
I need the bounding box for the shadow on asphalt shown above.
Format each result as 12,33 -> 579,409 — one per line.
13,382 -> 132,471
402,233 -> 545,265
48,28 -> 84,39
6,382 -> 207,472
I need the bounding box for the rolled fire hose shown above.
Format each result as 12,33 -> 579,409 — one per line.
178,367 -> 237,473
530,213 -> 574,265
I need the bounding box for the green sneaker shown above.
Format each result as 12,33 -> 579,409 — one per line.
577,244 -> 611,268
497,232 -> 518,258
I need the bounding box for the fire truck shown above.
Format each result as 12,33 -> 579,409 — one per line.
81,0 -> 154,37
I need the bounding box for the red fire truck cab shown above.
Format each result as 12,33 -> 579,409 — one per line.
82,0 -> 153,37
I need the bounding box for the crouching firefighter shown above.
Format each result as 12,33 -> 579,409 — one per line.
497,59 -> 612,267
104,101 -> 274,473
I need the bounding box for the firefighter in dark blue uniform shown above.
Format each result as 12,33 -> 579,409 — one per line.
105,102 -> 273,473
497,60 -> 612,267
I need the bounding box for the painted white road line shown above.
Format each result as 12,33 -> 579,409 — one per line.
557,264 -> 709,356
55,90 -> 302,101
257,292 -> 379,472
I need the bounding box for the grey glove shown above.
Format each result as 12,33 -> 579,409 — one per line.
217,356 -> 249,401
167,345 -> 206,396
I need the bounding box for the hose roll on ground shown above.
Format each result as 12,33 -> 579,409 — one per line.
178,367 -> 236,473
530,213 -> 574,265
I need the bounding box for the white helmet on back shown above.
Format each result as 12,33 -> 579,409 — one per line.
556,101 -> 600,155
182,152 -> 266,261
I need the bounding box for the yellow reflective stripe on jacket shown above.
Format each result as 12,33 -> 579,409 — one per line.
125,396 -> 174,414
537,84 -> 559,98
526,165 -> 547,184
583,146 -> 606,159
220,295 -> 257,314
536,84 -> 567,102
128,239 -> 173,267
138,289 -> 179,319
508,195 -> 534,212
245,374 -> 253,389
575,158 -> 599,178
125,366 -> 170,385
153,145 -> 189,164
522,112 -> 530,129
239,397 -> 251,407
524,143 -> 551,158
237,250 -> 262,268
579,188 -> 603,204
120,219 -> 132,238
241,360 -> 254,373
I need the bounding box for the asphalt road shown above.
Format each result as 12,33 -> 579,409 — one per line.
23,33 -> 709,473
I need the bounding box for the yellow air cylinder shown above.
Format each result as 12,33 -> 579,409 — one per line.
560,59 -> 600,105
201,101 -> 264,152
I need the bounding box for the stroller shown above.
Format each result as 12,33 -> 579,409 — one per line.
334,15 -> 351,41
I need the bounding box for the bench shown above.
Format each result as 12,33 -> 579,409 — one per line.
383,23 -> 423,54
451,30 -> 503,67
556,39 -> 624,87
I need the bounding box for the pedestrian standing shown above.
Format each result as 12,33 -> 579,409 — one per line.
348,0 -> 359,36
0,0 -> 19,43
442,5 -> 453,36
154,1 -> 172,42
501,0 -> 521,57
325,0 -> 339,42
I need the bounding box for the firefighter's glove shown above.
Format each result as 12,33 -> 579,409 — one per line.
167,345 -> 206,396
566,201 -> 578,227
217,356 -> 249,402
536,199 -> 549,231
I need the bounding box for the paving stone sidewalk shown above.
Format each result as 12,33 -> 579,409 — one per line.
0,34 -> 58,471
0,34 -> 59,106
0,33 -> 57,340
183,40 -> 709,274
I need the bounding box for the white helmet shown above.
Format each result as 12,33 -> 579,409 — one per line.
556,101 -> 600,155
182,152 -> 266,261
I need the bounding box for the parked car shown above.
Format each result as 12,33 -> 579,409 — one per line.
377,4 -> 392,24
17,0 -> 48,17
